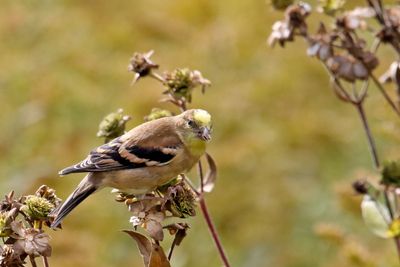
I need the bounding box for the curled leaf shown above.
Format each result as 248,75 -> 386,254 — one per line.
123,230 -> 152,267
149,243 -> 171,267
202,153 -> 217,193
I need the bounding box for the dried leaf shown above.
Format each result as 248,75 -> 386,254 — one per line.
149,243 -> 171,267
128,198 -> 162,215
123,230 -> 152,267
202,153 -> 217,193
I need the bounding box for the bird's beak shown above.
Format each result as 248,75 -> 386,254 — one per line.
198,126 -> 212,141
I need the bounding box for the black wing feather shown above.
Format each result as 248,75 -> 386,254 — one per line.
59,138 -> 178,175
126,146 -> 176,163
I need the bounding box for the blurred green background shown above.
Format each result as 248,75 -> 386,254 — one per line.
1,0 -> 400,266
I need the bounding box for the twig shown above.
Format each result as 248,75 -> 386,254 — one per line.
168,238 -> 178,261
354,103 -> 380,168
42,256 -> 50,267
29,255 -> 38,267
199,197 -> 231,267
370,73 -> 400,117
149,72 -> 165,83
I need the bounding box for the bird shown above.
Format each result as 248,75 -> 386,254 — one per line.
51,109 -> 212,228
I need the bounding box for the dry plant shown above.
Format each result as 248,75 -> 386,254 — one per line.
1,51 -> 230,267
0,186 -> 61,267
269,0 -> 400,261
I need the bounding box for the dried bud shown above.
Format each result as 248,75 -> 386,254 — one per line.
97,109 -> 131,142
128,50 -> 159,84
336,7 -> 375,31
21,195 -> 54,220
381,161 -> 400,186
268,2 -> 311,47
285,2 -> 311,34
352,180 -> 369,195
307,23 -> 334,61
144,108 -> 174,122
35,185 -> 61,207
268,21 -> 293,47
163,68 -> 211,102
270,0 -> 294,11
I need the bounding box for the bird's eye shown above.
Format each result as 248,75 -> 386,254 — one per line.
187,120 -> 195,127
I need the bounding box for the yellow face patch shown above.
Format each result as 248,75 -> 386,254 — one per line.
193,109 -> 211,127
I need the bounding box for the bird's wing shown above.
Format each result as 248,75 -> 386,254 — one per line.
59,133 -> 182,175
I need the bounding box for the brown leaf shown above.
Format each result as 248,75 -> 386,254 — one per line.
149,243 -> 171,267
128,198 -> 162,215
145,218 -> 164,241
202,153 -> 217,193
123,230 -> 152,267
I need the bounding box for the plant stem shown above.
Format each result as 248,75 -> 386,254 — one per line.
42,256 -> 50,267
29,255 -> 38,267
199,197 -> 230,267
355,103 -> 380,169
370,74 -> 400,117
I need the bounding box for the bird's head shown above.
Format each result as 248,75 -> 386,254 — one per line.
178,109 -> 212,141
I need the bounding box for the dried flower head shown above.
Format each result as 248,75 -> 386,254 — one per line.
11,222 -> 51,257
164,182 -> 197,218
285,2 -> 311,32
326,54 -> 369,82
128,50 -> 159,84
144,108 -> 174,122
336,7 -> 375,31
97,109 -> 131,142
0,245 -> 24,267
268,21 -> 293,47
35,185 -> 61,207
163,68 -> 211,103
21,196 -> 54,220
268,2 -> 311,47
307,23 -> 335,61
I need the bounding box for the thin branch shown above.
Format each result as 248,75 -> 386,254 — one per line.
370,73 -> 400,117
149,72 -> 165,83
29,255 -> 38,267
42,256 -> 50,267
199,198 -> 231,267
355,103 -> 380,168
168,238 -> 178,261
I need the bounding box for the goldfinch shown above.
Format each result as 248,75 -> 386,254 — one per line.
51,109 -> 212,228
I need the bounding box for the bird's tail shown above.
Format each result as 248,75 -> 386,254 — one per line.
51,174 -> 97,228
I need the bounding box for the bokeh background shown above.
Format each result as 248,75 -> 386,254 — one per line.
1,0 -> 400,266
